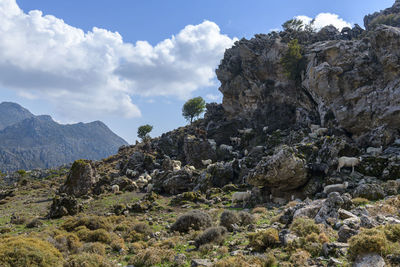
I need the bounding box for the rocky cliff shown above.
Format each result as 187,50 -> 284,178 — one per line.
216,2 -> 400,147
0,103 -> 128,172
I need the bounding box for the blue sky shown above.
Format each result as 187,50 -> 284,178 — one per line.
0,0 -> 394,143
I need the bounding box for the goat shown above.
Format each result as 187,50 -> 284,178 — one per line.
172,160 -> 181,171
146,183 -> 153,193
309,124 -> 321,132
323,182 -> 349,194
313,128 -> 328,136
202,159 -> 212,166
337,157 -> 362,173
263,126 -> 269,133
238,128 -> 253,134
111,184 -> 119,194
232,191 -> 251,207
230,137 -> 241,146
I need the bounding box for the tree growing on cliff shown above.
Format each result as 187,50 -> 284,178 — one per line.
137,124 -> 153,142
280,39 -> 306,84
182,97 -> 206,124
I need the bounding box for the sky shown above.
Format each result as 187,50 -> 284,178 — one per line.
0,0 -> 394,143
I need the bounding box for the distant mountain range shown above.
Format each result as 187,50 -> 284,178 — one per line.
0,102 -> 128,172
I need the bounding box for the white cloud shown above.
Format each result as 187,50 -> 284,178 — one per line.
0,0 -> 236,121
295,13 -> 352,31
206,94 -> 221,101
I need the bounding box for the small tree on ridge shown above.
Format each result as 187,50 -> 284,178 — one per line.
182,97 -> 206,124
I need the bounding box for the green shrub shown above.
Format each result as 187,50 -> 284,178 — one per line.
64,253 -> 113,267
128,248 -> 175,267
238,211 -> 255,226
370,13 -> 400,28
195,226 -> 227,248
62,216 -> 112,232
352,197 -> 369,206
248,228 -> 279,252
0,236 -> 63,267
290,217 -> 320,237
280,39 -> 306,83
384,224 -> 400,242
171,210 -> 212,233
220,210 -> 239,232
81,242 -> 106,256
54,233 -> 82,254
348,228 -> 388,260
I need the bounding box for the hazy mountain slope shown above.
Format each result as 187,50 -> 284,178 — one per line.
0,102 -> 34,130
0,103 -> 128,172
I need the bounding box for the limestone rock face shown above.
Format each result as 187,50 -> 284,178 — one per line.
364,0 -> 400,30
183,135 -> 216,169
247,145 -> 308,191
216,22 -> 400,146
216,35 -> 319,131
60,160 -> 98,197
303,25 -> 400,145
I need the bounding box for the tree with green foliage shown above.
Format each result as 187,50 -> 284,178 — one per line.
182,97 -> 206,124
280,39 -> 306,83
282,19 -> 305,32
137,124 -> 153,142
283,18 -> 315,33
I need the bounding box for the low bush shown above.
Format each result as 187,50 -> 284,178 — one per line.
289,217 -> 320,237
248,228 -> 279,252
195,226 -> 227,248
64,253 -> 113,267
128,248 -> 175,267
238,211 -> 255,226
62,216 -> 112,232
352,197 -> 369,206
81,242 -> 106,256
54,233 -> 82,254
348,228 -> 388,260
220,210 -> 239,232
0,236 -> 63,267
289,249 -> 310,266
171,210 -> 212,232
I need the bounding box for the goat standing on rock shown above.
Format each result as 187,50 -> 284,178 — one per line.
337,156 -> 362,174
232,191 -> 251,207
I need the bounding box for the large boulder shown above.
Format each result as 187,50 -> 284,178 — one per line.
183,135 -> 216,168
353,184 -> 385,200
48,194 -> 82,219
60,160 -> 98,197
247,145 -> 308,192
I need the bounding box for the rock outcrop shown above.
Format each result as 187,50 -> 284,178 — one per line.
60,160 -> 98,197
216,11 -> 400,147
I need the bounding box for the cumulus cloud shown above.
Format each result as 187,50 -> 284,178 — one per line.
295,13 -> 352,31
205,94 -> 221,101
0,0 -> 236,120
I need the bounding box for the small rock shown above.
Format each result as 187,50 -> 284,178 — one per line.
191,259 -> 213,267
353,253 -> 385,267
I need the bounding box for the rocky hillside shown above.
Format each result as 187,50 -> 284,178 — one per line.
1,2 -> 400,267
0,102 -> 128,172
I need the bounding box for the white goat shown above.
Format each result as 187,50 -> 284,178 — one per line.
232,191 -> 251,207
111,184 -> 119,194
230,137 -> 241,146
309,124 -> 321,132
202,159 -> 212,166
208,139 -> 217,150
146,183 -> 153,193
337,157 -> 362,173
126,169 -> 138,177
220,144 -> 233,152
263,126 -> 269,133
172,160 -> 181,171
323,182 -> 349,194
238,128 -> 253,134
185,165 -> 196,171
367,146 -> 383,156
313,128 -> 328,136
